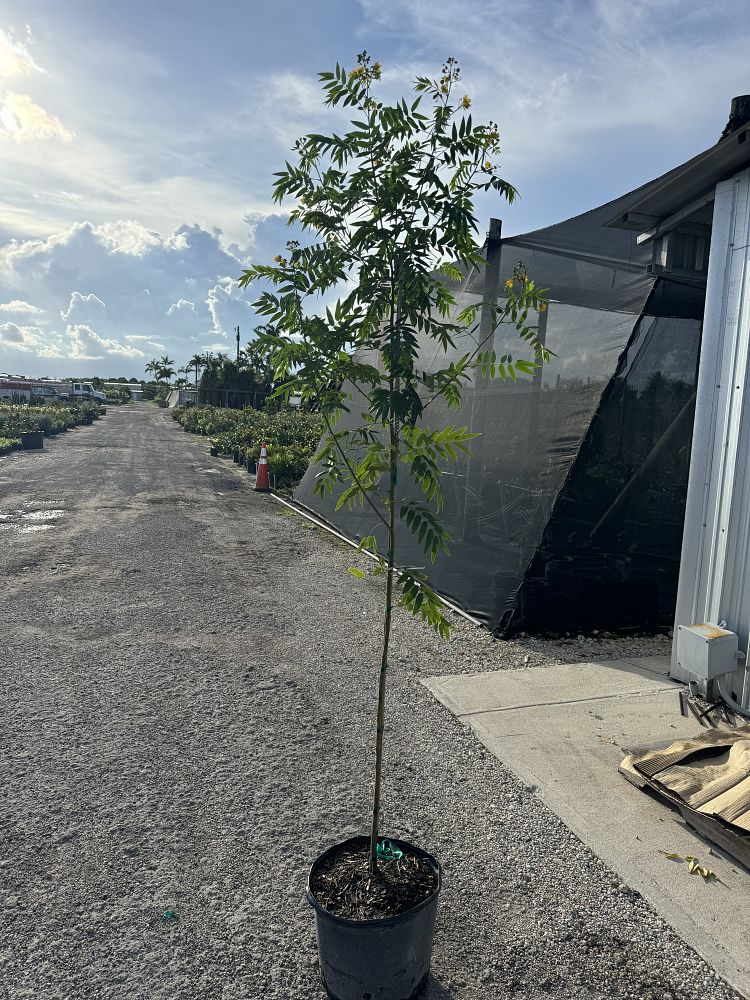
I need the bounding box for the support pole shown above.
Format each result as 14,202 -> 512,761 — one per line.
462,219 -> 501,542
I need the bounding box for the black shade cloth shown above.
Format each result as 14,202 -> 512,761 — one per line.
294,175 -> 706,634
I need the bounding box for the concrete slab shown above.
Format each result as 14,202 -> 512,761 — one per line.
423,657 -> 750,998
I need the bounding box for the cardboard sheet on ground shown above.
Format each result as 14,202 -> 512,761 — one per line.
621,726 -> 750,866
423,657 -> 750,998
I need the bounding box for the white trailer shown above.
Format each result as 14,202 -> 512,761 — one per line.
0,376 -> 63,402
0,376 -> 106,404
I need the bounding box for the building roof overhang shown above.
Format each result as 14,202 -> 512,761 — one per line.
607,125 -> 750,236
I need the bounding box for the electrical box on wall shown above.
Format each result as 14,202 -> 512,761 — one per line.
675,623 -> 738,696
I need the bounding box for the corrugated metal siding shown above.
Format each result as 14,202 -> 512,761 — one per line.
673,168 -> 750,710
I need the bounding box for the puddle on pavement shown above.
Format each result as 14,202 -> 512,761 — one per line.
0,507 -> 66,533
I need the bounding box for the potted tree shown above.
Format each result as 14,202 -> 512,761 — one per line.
240,54 -> 549,1000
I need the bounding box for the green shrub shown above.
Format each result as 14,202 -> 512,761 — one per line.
0,400 -> 104,439
105,385 -> 132,404
266,444 -> 312,489
0,436 -> 20,455
173,405 -> 322,490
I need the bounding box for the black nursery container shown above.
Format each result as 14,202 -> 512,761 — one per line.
307,837 -> 441,1000
20,431 -> 44,450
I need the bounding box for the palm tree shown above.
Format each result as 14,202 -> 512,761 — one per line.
187,353 -> 204,389
158,355 -> 175,385
144,359 -> 159,381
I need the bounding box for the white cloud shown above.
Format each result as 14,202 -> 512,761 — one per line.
37,341 -> 64,358
66,323 -> 145,360
0,91 -> 72,143
0,319 -> 41,350
61,291 -> 106,322
0,28 -> 71,144
0,216 -> 267,376
0,26 -> 42,80
250,72 -> 335,151
0,298 -> 44,314
94,219 -> 182,256
32,189 -> 86,208
167,298 -> 195,315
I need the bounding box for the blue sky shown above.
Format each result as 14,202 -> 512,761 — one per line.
0,0 -> 748,378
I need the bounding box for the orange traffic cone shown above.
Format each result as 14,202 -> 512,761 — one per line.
255,441 -> 271,492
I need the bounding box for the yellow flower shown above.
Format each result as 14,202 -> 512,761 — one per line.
484,160 -> 492,170
539,302 -> 548,313
372,61 -> 382,80
521,274 -> 528,283
274,255 -> 283,263
505,278 -> 514,290
462,95 -> 471,109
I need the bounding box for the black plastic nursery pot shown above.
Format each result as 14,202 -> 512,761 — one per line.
307,837 -> 441,1000
20,431 -> 44,450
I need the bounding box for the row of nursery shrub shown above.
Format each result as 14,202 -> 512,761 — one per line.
172,406 -> 323,490
0,400 -> 104,451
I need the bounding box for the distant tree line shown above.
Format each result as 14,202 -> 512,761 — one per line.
141,326 -> 277,408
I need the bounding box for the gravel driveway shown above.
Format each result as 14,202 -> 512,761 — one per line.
0,403 -> 740,1000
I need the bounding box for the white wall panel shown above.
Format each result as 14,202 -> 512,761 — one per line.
672,168 -> 750,710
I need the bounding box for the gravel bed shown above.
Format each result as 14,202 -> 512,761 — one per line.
0,404 -> 739,1000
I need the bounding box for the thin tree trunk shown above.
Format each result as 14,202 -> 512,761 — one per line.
369,270 -> 400,875
369,420 -> 397,875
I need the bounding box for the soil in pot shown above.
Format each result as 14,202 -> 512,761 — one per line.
310,838 -> 438,921
308,837 -> 441,1000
